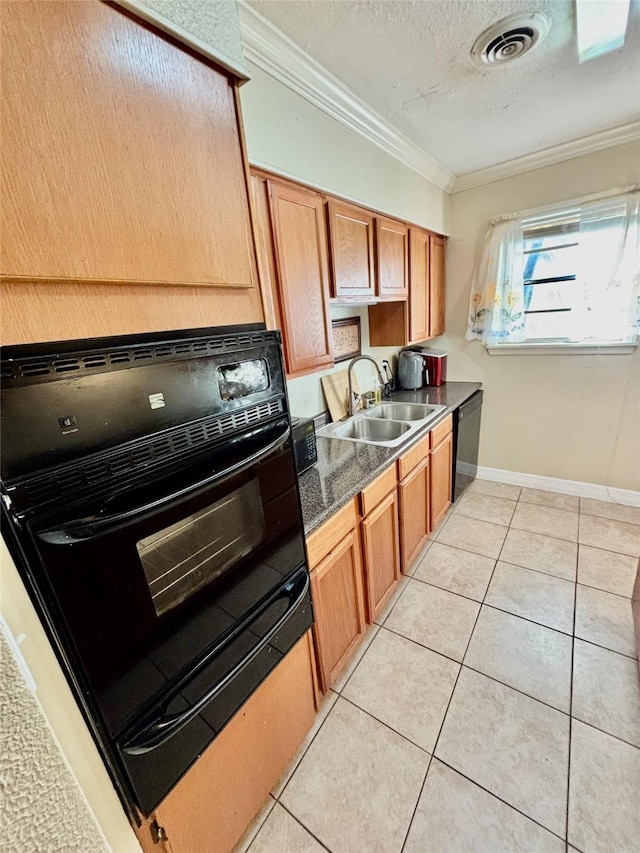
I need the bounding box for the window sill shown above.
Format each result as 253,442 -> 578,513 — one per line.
486,340 -> 638,356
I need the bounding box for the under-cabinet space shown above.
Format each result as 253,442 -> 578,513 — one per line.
327,200 -> 376,300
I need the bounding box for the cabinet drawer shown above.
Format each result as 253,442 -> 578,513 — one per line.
360,465 -> 397,516
430,413 -> 453,449
306,498 -> 358,569
397,433 -> 430,480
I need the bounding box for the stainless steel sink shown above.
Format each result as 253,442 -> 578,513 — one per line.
317,401 -> 447,448
333,418 -> 411,442
363,403 -> 439,422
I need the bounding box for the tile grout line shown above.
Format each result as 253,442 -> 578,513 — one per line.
398,534 -> 504,853
565,540 -> 578,849
339,692 -> 432,756
274,691 -> 340,805
238,796 -> 276,853
275,801 -> 333,853
432,756 -> 570,845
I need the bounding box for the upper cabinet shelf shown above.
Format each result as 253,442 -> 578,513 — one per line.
0,1 -> 257,289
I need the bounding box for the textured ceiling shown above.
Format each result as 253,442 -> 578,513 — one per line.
246,0 -> 640,175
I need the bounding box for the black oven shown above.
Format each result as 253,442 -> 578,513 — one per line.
0,324 -> 312,817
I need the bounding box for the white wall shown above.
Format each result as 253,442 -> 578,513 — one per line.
441,140 -> 640,492
0,542 -> 142,852
240,62 -> 449,235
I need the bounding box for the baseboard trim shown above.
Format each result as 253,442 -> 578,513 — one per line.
476,466 -> 640,508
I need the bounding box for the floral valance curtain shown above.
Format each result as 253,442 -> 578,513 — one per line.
466,188 -> 640,346
465,215 -> 526,343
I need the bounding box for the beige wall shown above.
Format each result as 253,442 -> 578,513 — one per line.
239,61 -> 452,416
441,141 -> 640,492
240,62 -> 450,235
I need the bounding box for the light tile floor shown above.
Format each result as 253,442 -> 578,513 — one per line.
237,482 -> 640,853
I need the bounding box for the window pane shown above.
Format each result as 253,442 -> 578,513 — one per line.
525,280 -> 575,312
523,230 -> 577,252
524,311 -> 572,340
524,243 -> 578,281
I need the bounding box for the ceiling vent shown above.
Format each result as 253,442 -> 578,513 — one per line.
471,12 -> 551,65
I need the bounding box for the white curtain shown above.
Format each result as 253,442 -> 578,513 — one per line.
465,215 -> 526,343
573,189 -> 640,342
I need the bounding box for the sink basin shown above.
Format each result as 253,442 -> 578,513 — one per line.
317,401 -> 448,448
364,403 -> 439,422
334,418 -> 410,442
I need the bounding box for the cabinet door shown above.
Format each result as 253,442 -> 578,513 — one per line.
310,529 -> 366,691
429,234 -> 446,337
361,491 -> 401,622
1,1 -> 255,288
408,228 -> 431,343
267,181 -> 334,375
147,633 -> 316,853
376,217 -> 408,299
327,200 -> 375,300
430,433 -> 453,530
398,457 -> 430,573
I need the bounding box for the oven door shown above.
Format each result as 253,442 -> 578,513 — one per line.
28,417 -> 309,740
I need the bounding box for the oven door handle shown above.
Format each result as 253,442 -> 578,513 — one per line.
37,423 -> 291,542
120,570 -> 310,755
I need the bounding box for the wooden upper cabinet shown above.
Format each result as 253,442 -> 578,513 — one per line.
327,200 -> 376,300
1,1 -> 256,288
375,217 -> 409,299
430,234 -> 446,337
266,181 -> 334,375
408,228 -> 431,343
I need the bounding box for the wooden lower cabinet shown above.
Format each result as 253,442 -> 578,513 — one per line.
361,490 -> 401,621
309,527 -> 366,692
136,632 -> 317,853
398,456 -> 430,573
430,432 -> 453,530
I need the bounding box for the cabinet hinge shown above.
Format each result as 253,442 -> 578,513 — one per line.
150,820 -> 168,844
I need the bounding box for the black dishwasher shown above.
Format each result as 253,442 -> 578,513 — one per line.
452,390 -> 483,502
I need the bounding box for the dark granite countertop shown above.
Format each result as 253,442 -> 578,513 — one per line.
298,381 -> 482,535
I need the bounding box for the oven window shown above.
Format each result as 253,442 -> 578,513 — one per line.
137,480 -> 266,617
217,359 -> 269,401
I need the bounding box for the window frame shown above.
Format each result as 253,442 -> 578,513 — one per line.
487,197 -> 638,354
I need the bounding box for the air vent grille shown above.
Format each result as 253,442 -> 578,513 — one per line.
471,12 -> 550,65
19,398 -> 285,509
2,331 -> 272,386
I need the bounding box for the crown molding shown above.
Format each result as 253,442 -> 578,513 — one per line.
237,1 -> 455,193
452,121 -> 640,193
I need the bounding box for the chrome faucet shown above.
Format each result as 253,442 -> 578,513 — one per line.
347,355 -> 387,417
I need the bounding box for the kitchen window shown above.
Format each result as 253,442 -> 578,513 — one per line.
466,187 -> 639,353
